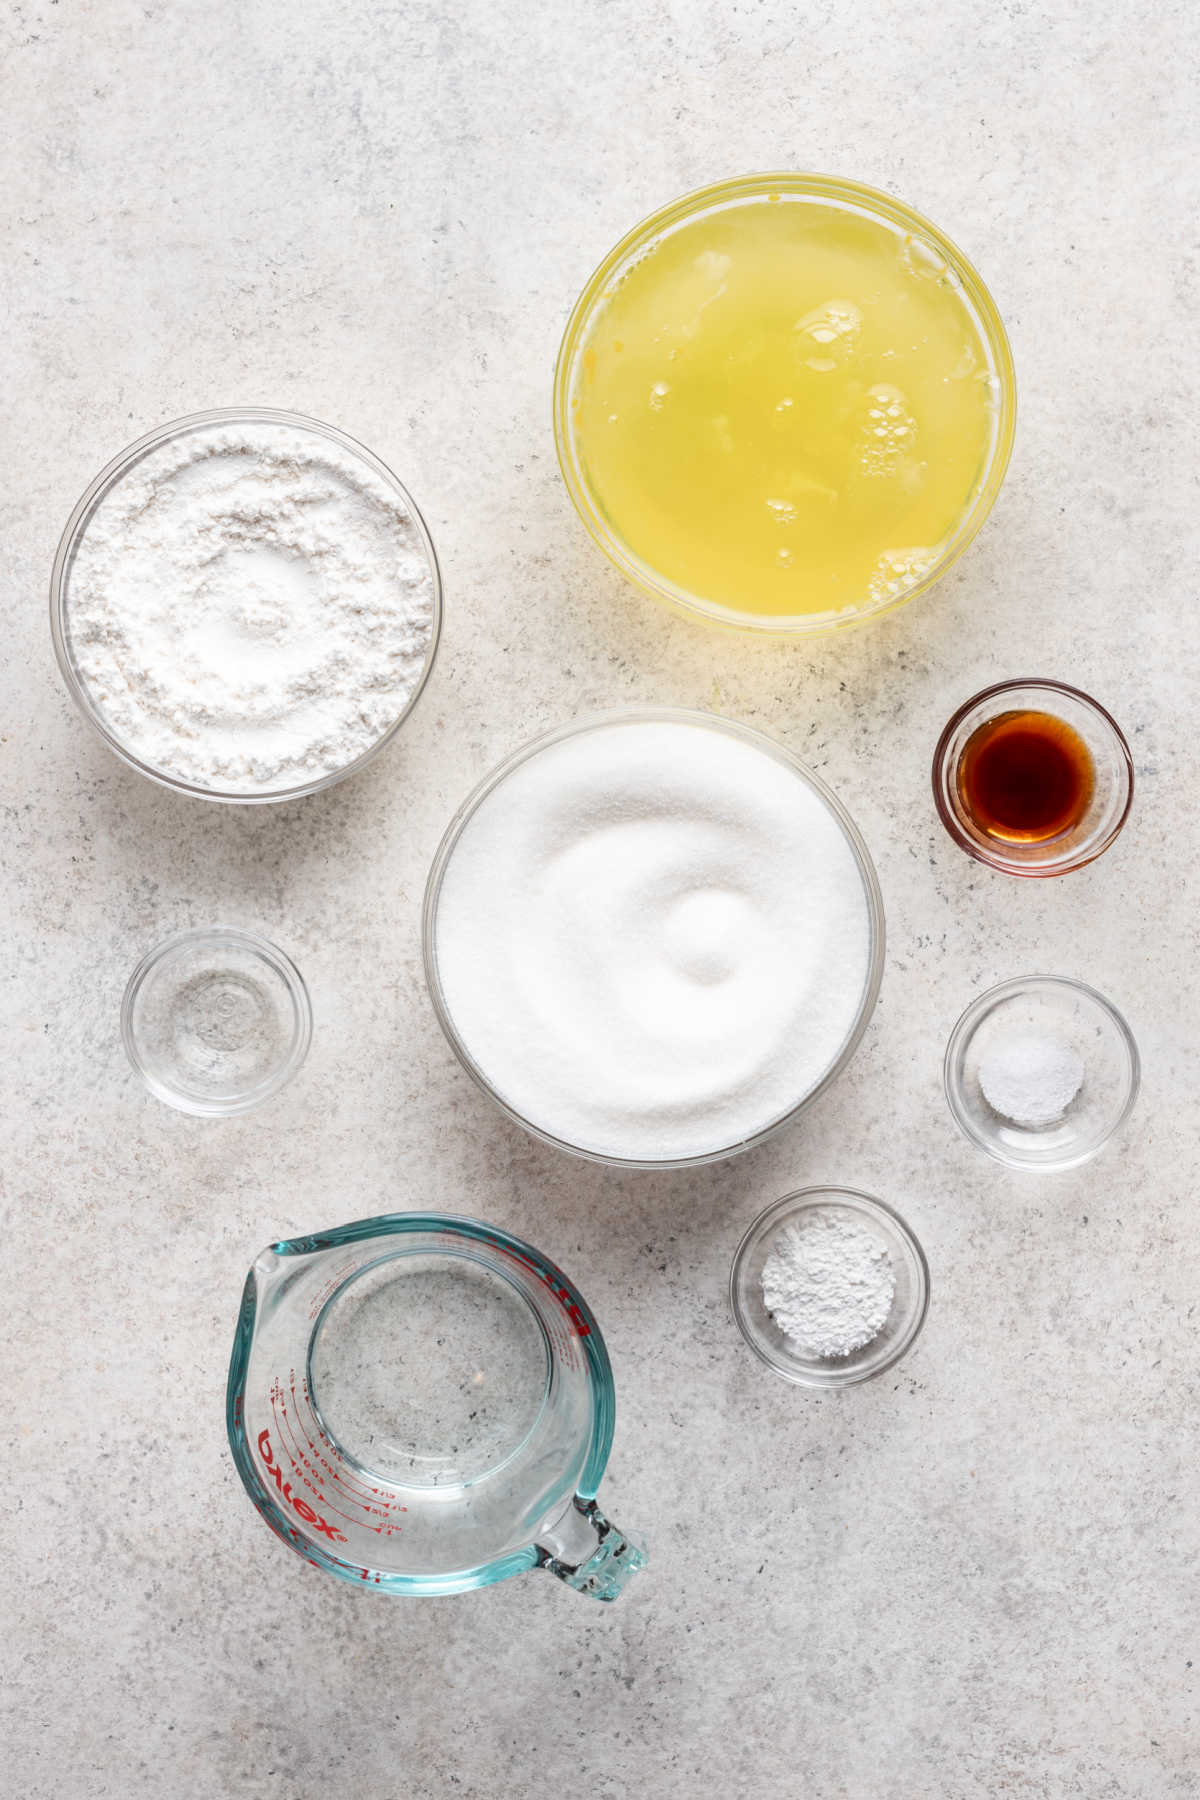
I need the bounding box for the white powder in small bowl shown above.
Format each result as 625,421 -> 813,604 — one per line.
761,1211 -> 896,1359
62,417 -> 437,795
978,1031 -> 1084,1128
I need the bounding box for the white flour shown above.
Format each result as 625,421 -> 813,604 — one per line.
64,420 -> 436,794
432,717 -> 873,1162
761,1212 -> 895,1358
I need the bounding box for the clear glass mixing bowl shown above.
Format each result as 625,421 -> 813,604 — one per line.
50,407 -> 443,804
422,707 -> 886,1169
554,172 -> 1016,636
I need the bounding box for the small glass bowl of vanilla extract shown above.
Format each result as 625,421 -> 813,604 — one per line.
932,680 -> 1133,877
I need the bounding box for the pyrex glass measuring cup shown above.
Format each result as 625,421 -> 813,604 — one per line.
227,1213 -> 646,1601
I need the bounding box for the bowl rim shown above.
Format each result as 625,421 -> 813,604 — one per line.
421,705 -> 886,1169
729,1185 -> 931,1386
942,973 -> 1141,1170
552,169 -> 1017,636
121,924 -> 313,1115
931,678 -> 1135,877
50,406 -> 444,805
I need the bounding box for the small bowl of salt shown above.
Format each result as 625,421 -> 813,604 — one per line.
943,975 -> 1139,1172
730,1188 -> 929,1387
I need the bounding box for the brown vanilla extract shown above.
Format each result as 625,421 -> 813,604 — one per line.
955,710 -> 1095,844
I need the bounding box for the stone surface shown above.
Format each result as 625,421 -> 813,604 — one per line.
3,2 -> 1198,1794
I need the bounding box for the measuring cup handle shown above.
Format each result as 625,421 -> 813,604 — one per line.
535,1497 -> 647,1602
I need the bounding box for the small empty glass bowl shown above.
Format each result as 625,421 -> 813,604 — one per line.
932,679 -> 1133,877
730,1188 -> 930,1387
944,975 -> 1139,1171
122,928 -> 312,1115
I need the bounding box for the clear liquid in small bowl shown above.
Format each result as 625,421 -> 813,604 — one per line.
123,928 -> 310,1113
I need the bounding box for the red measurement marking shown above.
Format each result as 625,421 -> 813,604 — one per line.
291,1377 -> 405,1515
306,1255 -> 364,1323
256,1427 -> 347,1543
269,1388 -> 380,1534
493,1244 -> 591,1337
294,1382 -> 381,1504
266,1379 -> 408,1537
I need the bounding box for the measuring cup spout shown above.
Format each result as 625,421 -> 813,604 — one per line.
534,1498 -> 647,1602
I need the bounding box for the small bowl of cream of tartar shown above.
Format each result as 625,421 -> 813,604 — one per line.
422,708 -> 885,1168
730,1187 -> 930,1386
50,408 -> 442,802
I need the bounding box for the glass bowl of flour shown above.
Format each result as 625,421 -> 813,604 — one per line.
730,1188 -> 930,1386
422,709 -> 885,1168
51,409 -> 442,802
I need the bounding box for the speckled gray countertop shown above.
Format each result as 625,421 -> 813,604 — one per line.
4,3 -> 1198,1794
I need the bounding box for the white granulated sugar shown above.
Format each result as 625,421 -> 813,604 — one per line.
761,1212 -> 896,1359
978,1031 -> 1085,1128
432,718 -> 873,1162
64,420 -> 436,793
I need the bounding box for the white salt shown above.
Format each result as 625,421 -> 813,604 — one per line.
979,1032 -> 1084,1128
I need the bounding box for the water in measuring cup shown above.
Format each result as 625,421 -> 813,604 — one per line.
308,1254 -> 551,1493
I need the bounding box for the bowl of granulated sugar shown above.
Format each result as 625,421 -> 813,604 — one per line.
730,1187 -> 929,1387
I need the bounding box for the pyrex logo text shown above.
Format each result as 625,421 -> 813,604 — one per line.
257,1429 -> 347,1543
